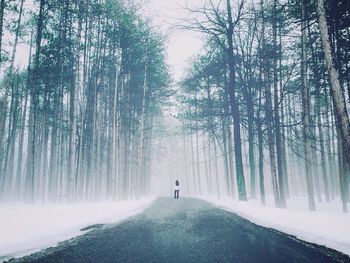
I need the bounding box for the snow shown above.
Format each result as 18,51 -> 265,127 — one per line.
199,195 -> 350,256
2,195 -> 349,261
0,197 -> 156,262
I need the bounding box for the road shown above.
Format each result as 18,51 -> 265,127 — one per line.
8,198 -> 350,263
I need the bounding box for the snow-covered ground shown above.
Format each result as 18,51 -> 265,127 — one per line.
0,197 -> 156,262
2,195 -> 348,261
199,195 -> 350,256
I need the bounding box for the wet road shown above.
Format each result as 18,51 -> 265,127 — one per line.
8,198 -> 350,263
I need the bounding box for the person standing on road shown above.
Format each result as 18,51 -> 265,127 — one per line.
174,180 -> 180,199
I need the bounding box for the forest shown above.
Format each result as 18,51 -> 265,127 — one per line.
0,0 -> 171,202
176,0 -> 350,212
0,0 -> 349,214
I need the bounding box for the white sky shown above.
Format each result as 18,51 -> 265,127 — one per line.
141,0 -> 204,81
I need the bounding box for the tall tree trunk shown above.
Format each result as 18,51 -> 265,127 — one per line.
266,76 -> 280,207
195,92 -> 202,195
222,112 -> 231,196
0,0 -> 7,192
0,0 -> 5,64
247,99 -> 256,199
183,129 -> 190,195
257,117 -> 265,206
273,0 -> 286,208
316,0 -> 350,170
258,0 -> 266,206
190,125 -> 197,195
337,127 -> 348,212
309,25 -> 331,202
226,0 -> 247,201
4,77 -> 20,195
279,25 -> 289,198
302,0 -> 316,211
261,0 -> 280,207
136,58 -> 148,199
15,86 -> 28,196
202,133 -> 209,194
28,0 -> 45,201
223,68 -> 234,197
213,137 -> 220,199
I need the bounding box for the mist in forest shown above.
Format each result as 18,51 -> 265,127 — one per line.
0,0 -> 349,216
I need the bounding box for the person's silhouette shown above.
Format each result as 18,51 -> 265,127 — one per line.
174,180 -> 180,199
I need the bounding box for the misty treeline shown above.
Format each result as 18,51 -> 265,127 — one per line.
179,0 -> 350,212
0,0 -> 171,202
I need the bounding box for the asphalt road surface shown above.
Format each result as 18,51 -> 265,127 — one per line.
8,198 -> 350,263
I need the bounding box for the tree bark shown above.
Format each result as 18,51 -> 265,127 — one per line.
28,0 -> 45,201
316,0 -> 350,170
226,0 -> 247,201
0,0 -> 6,64
302,0 -> 316,211
273,0 -> 286,208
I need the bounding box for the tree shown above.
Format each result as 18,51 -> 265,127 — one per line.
301,0 -> 316,211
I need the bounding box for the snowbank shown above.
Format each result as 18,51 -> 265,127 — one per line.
199,195 -> 350,256
0,197 -> 156,262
